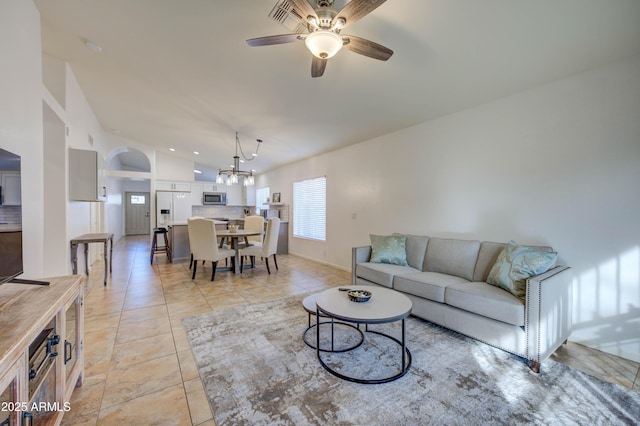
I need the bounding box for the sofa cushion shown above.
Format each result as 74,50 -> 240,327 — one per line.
356,262 -> 419,288
486,241 -> 558,301
473,241 -> 507,282
369,234 -> 408,266
394,271 -> 469,303
445,282 -> 525,326
423,238 -> 481,281
393,233 -> 429,270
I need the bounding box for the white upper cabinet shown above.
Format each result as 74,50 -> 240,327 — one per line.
226,184 -> 243,206
243,186 -> 256,206
201,183 -> 226,193
156,181 -> 191,192
69,148 -> 106,202
191,183 -> 203,205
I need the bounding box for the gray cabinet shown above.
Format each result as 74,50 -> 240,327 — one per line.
277,222 -> 288,254
69,148 -> 106,202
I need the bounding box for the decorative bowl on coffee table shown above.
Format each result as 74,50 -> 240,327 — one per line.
347,289 -> 372,303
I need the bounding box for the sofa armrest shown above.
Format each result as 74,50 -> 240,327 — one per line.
352,246 -> 372,286
525,265 -> 572,370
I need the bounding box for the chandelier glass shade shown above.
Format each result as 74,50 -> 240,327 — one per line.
216,132 -> 261,186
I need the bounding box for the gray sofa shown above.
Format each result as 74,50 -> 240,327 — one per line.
352,235 -> 572,372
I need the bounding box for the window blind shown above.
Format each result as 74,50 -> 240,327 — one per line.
293,176 -> 326,241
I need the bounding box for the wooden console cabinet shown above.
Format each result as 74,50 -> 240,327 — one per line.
0,276 -> 84,425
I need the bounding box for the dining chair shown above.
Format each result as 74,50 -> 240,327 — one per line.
239,217 -> 280,274
188,218 -> 235,281
187,216 -> 204,269
243,215 -> 265,247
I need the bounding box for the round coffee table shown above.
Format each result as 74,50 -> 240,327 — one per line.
301,293 -> 364,352
315,286 -> 412,384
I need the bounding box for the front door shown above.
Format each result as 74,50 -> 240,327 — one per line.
125,192 -> 150,235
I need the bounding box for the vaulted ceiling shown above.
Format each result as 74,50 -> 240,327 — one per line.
35,0 -> 640,176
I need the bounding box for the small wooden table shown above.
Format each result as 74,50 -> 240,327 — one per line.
217,229 -> 262,274
70,233 -> 114,285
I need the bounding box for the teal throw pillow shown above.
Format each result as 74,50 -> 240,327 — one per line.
486,241 -> 557,301
369,234 -> 408,266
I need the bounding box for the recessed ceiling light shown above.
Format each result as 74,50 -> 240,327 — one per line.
85,40 -> 103,53
169,148 -> 176,152
194,169 -> 202,174
193,151 -> 200,155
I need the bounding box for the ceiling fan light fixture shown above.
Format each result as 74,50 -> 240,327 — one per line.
305,30 -> 343,59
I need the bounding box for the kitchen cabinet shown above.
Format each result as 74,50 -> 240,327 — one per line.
69,148 -> 106,202
226,184 -> 243,206
156,181 -> 191,192
202,183 -> 225,193
168,225 -> 190,262
225,185 -> 256,206
0,276 -> 84,425
243,186 -> 256,206
276,221 -> 289,254
190,183 -> 203,206
192,182 -> 227,205
0,173 -> 21,205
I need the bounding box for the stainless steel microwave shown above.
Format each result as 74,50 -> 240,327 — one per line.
203,192 -> 227,205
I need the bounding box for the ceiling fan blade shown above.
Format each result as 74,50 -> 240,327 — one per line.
334,0 -> 387,27
287,0 -> 319,21
246,34 -> 304,47
311,57 -> 327,78
343,35 -> 393,60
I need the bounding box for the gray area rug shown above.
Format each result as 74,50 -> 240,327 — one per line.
183,295 -> 640,425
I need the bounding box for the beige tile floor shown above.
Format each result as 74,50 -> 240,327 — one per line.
61,235 -> 639,425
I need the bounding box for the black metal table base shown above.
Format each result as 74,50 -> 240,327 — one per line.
303,317 -> 364,352
316,312 -> 412,384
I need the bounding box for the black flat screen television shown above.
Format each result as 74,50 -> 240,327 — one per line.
0,147 -> 24,284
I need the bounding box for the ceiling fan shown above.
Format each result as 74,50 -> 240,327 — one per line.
246,0 -> 393,77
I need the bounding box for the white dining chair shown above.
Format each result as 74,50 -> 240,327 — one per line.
188,218 -> 235,281
239,217 -> 280,274
187,216 -> 204,270
243,215 -> 265,247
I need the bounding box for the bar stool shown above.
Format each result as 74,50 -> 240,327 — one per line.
150,227 -> 172,264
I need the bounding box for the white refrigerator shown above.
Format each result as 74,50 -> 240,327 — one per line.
156,191 -> 192,227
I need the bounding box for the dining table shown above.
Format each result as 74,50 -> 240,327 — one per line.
217,229 -> 263,274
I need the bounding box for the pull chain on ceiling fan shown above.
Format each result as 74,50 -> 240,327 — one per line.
246,0 -> 393,77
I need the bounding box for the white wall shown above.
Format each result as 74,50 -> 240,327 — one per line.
156,151 -> 194,181
261,55 -> 640,362
65,65 -> 106,251
43,102 -> 67,276
0,0 -> 45,279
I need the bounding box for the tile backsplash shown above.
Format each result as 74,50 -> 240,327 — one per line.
191,204 -> 289,222
0,206 -> 21,224
192,205 -> 246,219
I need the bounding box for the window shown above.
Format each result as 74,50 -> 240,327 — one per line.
130,194 -> 145,205
293,176 -> 326,241
256,186 -> 270,208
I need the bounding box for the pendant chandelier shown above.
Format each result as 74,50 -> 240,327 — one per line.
216,132 -> 262,186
